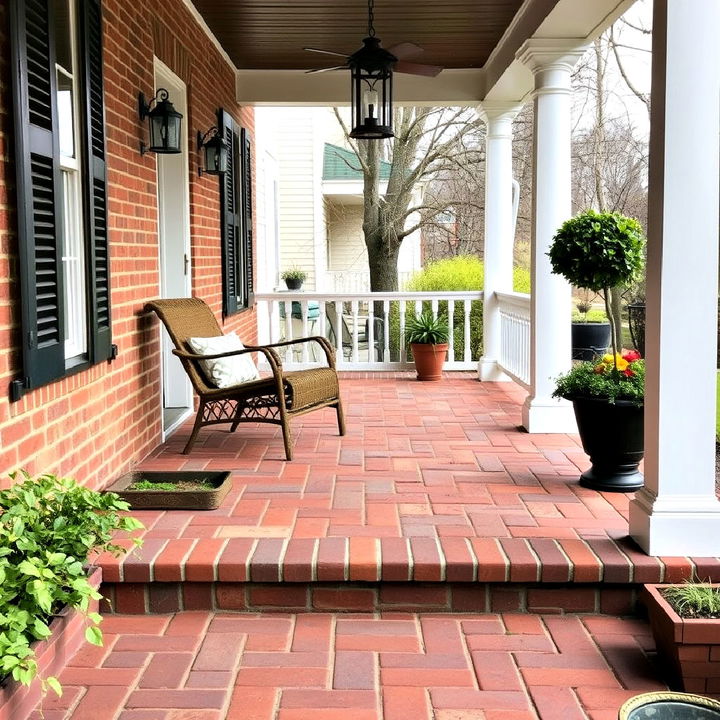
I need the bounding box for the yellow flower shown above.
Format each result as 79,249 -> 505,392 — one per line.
602,353 -> 614,364
615,357 -> 629,371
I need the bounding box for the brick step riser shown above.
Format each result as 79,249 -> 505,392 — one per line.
101,581 -> 641,615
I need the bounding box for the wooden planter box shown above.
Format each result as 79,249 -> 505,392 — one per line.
0,567 -> 102,720
105,470 -> 232,510
643,584 -> 720,697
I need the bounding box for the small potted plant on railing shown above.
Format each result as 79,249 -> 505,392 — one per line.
280,267 -> 307,291
549,209 -> 646,492
405,310 -> 450,381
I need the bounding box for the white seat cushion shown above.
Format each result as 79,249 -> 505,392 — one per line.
187,332 -> 260,388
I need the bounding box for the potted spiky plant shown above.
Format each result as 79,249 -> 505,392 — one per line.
642,581 -> 720,696
549,209 -> 646,492
405,310 -> 449,381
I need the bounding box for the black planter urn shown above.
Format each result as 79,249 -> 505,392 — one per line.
571,322 -> 611,361
284,278 -> 303,290
571,396 -> 644,492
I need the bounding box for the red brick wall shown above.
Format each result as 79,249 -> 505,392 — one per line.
0,0 -> 257,487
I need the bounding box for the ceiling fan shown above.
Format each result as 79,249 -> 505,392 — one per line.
303,0 -> 443,78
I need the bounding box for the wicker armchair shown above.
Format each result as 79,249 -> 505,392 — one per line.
145,298 -> 345,460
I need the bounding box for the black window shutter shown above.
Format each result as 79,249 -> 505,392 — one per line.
241,128 -> 254,308
220,110 -> 240,316
80,0 -> 112,363
9,0 -> 66,393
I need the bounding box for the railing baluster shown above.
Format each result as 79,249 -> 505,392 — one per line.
367,303 -> 375,364
383,300 -> 390,363
351,300 -> 359,363
463,299 -> 471,363
300,299 -> 309,363
447,299 -> 455,361
399,300 -> 407,364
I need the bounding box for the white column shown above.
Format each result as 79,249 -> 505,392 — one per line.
517,40 -> 585,433
629,0 -> 720,556
479,102 -> 522,382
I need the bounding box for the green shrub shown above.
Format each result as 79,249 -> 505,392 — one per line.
571,309 -> 608,323
0,472 -> 143,695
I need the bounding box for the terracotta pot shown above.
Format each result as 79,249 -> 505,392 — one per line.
410,343 -> 448,381
643,584 -> 720,697
571,396 -> 644,492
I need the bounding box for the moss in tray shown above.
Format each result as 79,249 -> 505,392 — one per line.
128,479 -> 215,491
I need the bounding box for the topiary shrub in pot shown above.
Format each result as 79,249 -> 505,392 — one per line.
0,471 -> 143,711
405,310 -> 450,381
549,209 -> 646,492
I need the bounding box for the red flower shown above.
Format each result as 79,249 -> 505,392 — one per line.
622,350 -> 641,362
623,369 -> 635,377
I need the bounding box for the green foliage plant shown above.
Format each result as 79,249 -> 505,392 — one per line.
405,311 -> 449,345
553,351 -> 644,404
280,267 -> 307,283
662,582 -> 720,620
0,472 -> 143,696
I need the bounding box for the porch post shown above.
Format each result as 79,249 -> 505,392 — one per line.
517,40 -> 585,433
479,102 -> 522,382
629,0 -> 720,556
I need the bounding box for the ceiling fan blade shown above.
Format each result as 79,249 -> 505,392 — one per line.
386,42 -> 424,59
394,60 -> 443,77
305,65 -> 347,74
303,47 -> 348,58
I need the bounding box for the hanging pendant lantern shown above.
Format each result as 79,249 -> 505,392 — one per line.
349,0 -> 396,139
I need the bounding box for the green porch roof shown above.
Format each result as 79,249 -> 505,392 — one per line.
322,143 -> 391,181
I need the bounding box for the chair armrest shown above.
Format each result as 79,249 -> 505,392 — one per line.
173,347 -> 259,361
245,336 -> 337,369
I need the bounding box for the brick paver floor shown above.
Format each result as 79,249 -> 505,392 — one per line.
31,610 -> 667,720
104,374 -> 719,586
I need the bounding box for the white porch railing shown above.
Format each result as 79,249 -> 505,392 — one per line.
496,291 -> 531,388
255,291 -> 483,371
326,271 -> 413,293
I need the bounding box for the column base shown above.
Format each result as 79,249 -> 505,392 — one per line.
478,358 -> 512,382
629,489 -> 720,556
522,395 -> 577,433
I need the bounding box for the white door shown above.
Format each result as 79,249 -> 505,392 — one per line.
155,61 -> 192,432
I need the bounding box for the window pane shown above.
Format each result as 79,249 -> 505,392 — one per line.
61,169 -> 87,358
53,0 -> 72,73
57,80 -> 74,158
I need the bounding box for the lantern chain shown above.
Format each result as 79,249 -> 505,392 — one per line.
367,0 -> 375,37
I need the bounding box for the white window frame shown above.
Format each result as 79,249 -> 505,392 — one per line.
56,2 -> 87,360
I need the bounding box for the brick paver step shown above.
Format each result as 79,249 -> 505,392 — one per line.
31,611 -> 667,720
100,376 -> 720,594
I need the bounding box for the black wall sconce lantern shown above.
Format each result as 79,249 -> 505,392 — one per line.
138,88 -> 183,155
196,124 -> 228,176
